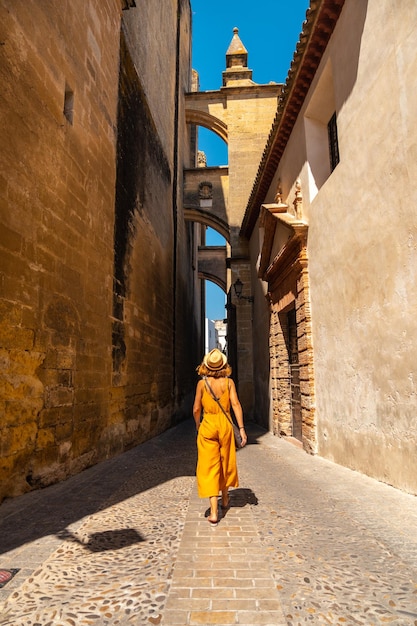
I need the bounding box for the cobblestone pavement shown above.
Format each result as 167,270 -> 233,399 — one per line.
0,420 -> 416,625
240,426 -> 417,626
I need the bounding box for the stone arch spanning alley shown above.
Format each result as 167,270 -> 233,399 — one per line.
184,209 -> 228,292
185,109 -> 228,143
184,207 -> 229,242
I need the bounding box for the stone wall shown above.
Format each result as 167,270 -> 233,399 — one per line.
0,0 -> 196,502
246,0 -> 417,494
306,0 -> 417,494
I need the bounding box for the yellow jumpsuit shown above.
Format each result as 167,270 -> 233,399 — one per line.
196,382 -> 239,498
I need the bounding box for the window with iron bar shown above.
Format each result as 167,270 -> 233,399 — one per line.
328,112 -> 340,172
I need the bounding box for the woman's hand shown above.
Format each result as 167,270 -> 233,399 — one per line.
239,427 -> 247,447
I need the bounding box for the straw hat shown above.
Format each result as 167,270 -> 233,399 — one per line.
203,348 -> 227,371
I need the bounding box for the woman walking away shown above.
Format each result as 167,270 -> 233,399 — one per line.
193,348 -> 247,526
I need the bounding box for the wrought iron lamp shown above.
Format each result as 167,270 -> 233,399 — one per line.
233,278 -> 254,302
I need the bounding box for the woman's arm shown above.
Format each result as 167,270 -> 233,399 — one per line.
229,379 -> 247,446
193,380 -> 204,431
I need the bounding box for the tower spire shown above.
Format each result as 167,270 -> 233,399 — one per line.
222,27 -> 254,87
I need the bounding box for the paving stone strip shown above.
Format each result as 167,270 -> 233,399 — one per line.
161,484 -> 287,626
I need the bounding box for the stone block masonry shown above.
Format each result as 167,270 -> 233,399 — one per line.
0,0 -> 196,502
0,0 -> 122,501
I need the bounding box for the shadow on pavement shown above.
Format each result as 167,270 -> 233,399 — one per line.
56,527 -> 146,552
229,487 -> 259,507
0,419 -> 197,556
0,419 -> 269,557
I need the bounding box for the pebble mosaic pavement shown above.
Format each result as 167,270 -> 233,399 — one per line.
0,420 -> 416,625
239,430 -> 417,626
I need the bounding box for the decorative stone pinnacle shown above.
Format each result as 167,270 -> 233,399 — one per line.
293,178 -> 303,219
223,26 -> 252,86
274,181 -> 283,204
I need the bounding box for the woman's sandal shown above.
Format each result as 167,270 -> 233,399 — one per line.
207,515 -> 218,526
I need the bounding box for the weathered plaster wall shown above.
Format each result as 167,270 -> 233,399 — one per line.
259,0 -> 417,493
307,0 -> 417,494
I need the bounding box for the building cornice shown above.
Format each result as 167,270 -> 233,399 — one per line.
185,83 -> 282,100
241,0 -> 345,238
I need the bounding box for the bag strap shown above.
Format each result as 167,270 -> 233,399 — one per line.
203,377 -> 234,427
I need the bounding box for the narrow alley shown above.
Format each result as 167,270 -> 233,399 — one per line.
0,420 -> 416,626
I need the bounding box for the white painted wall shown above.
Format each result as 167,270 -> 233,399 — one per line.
253,0 -> 417,493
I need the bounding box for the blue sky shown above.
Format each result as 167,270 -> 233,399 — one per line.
191,0 -> 310,319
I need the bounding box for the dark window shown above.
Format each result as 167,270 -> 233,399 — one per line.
328,112 -> 340,171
